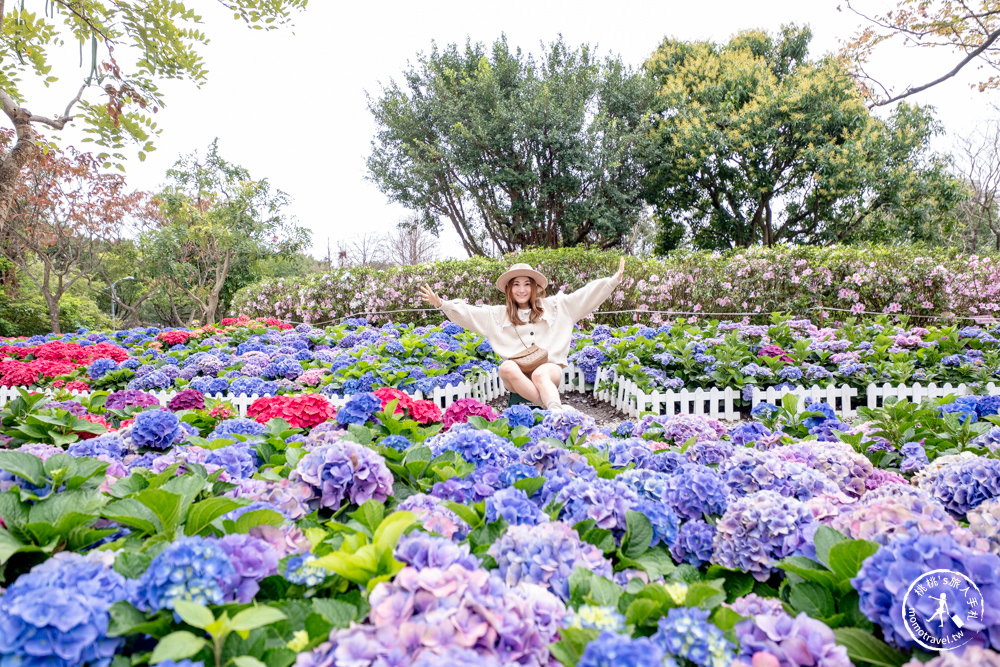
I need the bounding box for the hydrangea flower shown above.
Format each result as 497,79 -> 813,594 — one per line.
774,440 -> 873,498
485,486 -> 546,526
67,433 -> 125,460
204,444 -> 258,479
440,397 -> 498,429
0,552 -> 129,667
397,493 -> 471,540
218,533 -> 279,603
720,448 -> 840,501
712,490 -> 815,581
105,389 -> 160,409
671,519 -> 716,567
166,388 -> 205,411
427,426 -> 521,470
131,409 -> 182,450
564,606 -> 627,633
502,403 -> 536,428
900,440 -> 930,474
209,417 -> 268,440
924,456 -> 1000,516
132,536 -> 237,611
87,357 -> 119,380
335,391 -> 382,425
556,476 -> 640,533
901,646 -> 1000,667
734,611 -> 850,667
663,464 -> 730,520
284,554 -> 328,587
293,440 -> 393,510
393,532 -> 479,571
852,532 -> 1000,649
968,498 -> 1000,556
728,421 -> 773,447
652,607 -> 735,667
578,631 -> 665,667
489,521 -> 613,601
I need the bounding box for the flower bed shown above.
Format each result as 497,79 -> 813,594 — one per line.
1,369 -> 1000,666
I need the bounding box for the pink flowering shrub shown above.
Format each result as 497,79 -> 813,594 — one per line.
441,398 -> 498,430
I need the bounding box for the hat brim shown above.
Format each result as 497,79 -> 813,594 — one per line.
496,268 -> 548,292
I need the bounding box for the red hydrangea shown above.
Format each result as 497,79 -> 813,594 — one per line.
441,398 -> 498,430
77,414 -> 110,439
373,387 -> 414,414
0,360 -> 40,387
263,318 -> 293,330
409,399 -> 442,425
158,330 -> 199,346
65,381 -> 90,392
248,394 -> 335,429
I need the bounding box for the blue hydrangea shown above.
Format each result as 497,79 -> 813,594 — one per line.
569,345 -> 607,383
118,358 -> 141,370
127,369 -> 172,391
189,377 -> 231,394
728,421 -> 773,446
635,498 -> 680,547
652,607 -> 735,667
802,400 -> 837,429
556,476 -> 640,533
263,357 -> 303,380
0,553 -> 130,667
285,554 -> 328,587
132,536 -> 237,611
663,464 -> 730,520
613,421 -> 635,437
578,631 -> 665,667
925,456 -> 1000,516
670,519 -> 716,567
379,434 -> 411,451
899,441 -> 929,474
750,403 -> 779,419
87,357 -> 119,380
428,427 -> 520,470
229,377 -> 278,397
131,409 -> 182,450
209,417 -> 268,439
975,395 -> 1000,417
502,404 -> 536,428
498,463 -> 540,488
67,433 -> 125,460
485,487 -> 545,526
853,532 -> 1000,649
204,444 -> 258,479
336,391 -> 382,425
563,606 -> 627,633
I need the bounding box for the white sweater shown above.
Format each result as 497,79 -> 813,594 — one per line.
438,276 -> 621,366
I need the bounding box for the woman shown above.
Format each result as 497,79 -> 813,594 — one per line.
419,258 -> 625,412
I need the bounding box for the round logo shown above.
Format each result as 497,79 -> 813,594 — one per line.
902,569 -> 987,651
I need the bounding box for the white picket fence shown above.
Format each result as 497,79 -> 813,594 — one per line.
865,381 -> 1000,409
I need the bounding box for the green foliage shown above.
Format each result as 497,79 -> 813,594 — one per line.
0,1 -> 305,162
367,35 -> 653,255
641,25 -> 963,251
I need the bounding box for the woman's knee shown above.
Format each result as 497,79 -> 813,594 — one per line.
499,360 -> 522,380
532,363 -> 561,388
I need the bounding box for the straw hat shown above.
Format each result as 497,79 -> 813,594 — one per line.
495,263 -> 548,292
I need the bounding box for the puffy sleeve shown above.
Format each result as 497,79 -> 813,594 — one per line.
438,300 -> 500,339
557,276 -> 621,322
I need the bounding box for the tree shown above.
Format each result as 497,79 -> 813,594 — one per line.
384,217 -> 438,265
952,120 -> 1000,251
336,233 -> 390,269
141,139 -> 310,324
1,141 -> 149,333
841,0 -> 1000,105
641,25 -> 961,252
0,0 -> 306,229
367,35 -> 654,256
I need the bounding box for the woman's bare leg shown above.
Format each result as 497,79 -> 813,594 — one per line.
499,361 -> 541,403
531,363 -> 564,411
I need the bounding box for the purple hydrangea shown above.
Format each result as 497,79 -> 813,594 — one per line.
204,444 -> 258,479
229,377 -> 278,397
556,476 -> 641,533
686,439 -> 735,466
720,448 -> 840,501
636,498 -> 681,547
663,464 -> 730,520
900,440 -> 930,474
105,389 -> 160,409
852,532 -> 1000,649
489,521 -> 613,601
397,493 -> 471,540
712,490 -> 815,581
484,487 -> 546,526
217,533 -> 279,603
728,421 -> 774,447
166,388 -> 205,411
393,532 -> 479,571
734,611 -> 850,667
293,440 -> 393,510
902,646 -> 1000,667
46,399 -> 89,416
671,519 -> 716,567
131,536 -> 237,611
127,369 -> 172,391
0,552 -> 129,667
131,409 -> 182,450
578,631 -> 665,667
67,433 -> 125,460
774,440 -> 873,498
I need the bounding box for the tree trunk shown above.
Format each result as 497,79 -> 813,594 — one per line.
0,103 -> 37,233
44,292 -> 61,335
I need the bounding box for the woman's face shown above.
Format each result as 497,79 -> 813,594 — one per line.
510,277 -> 534,307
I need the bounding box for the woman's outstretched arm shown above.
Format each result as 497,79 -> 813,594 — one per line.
558,258 -> 625,321
420,284 -> 497,338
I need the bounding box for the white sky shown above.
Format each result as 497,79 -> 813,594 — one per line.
17,0 -> 1000,259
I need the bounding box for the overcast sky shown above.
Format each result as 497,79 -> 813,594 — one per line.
21,0 -> 1000,259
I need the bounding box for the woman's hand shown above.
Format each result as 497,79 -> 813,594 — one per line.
419,284 -> 443,308
614,257 -> 625,282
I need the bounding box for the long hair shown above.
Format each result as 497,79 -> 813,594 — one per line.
504,277 -> 545,326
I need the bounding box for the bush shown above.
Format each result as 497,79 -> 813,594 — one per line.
231,244 -> 1000,326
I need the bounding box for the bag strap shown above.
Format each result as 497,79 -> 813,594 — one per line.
512,321 -> 533,350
